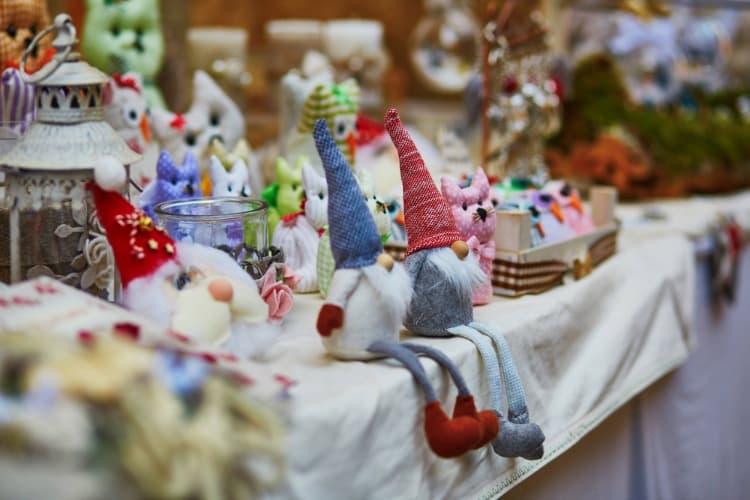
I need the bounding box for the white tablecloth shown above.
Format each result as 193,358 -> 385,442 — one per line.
260,231 -> 694,499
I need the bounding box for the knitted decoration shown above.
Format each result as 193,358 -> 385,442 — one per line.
82,0 -> 165,108
313,118 -> 498,458
102,72 -> 158,186
528,190 -> 575,244
263,156 -> 305,237
385,110 -> 462,257
386,108 -> 546,460
288,79 -> 360,167
138,150 -> 200,220
441,168 -> 496,305
0,0 -> 51,72
151,70 -> 244,166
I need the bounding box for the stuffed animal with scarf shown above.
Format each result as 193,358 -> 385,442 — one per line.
285,79 -> 360,171
262,156 -> 306,237
313,119 -> 499,458
386,109 -> 545,459
270,162 -> 327,293
441,169 -> 495,305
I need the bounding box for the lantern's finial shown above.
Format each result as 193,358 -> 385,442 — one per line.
51,14 -> 77,54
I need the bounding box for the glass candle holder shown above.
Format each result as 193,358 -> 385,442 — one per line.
155,197 -> 277,279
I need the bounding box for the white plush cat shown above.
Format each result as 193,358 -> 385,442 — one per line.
151,70 -> 245,166
209,156 -> 252,198
302,162 -> 328,231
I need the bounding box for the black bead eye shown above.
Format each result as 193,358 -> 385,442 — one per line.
540,194 -> 552,203
530,206 -> 540,217
292,183 -> 299,191
6,25 -> 16,38
227,184 -> 233,192
560,183 -> 572,197
337,123 -> 346,135
462,202 -> 468,211
111,25 -> 121,37
318,192 -> 324,200
128,110 -> 138,121
185,134 -> 196,146
30,25 -> 37,35
209,113 -> 220,127
171,177 -> 178,185
173,272 -> 191,290
241,186 -> 249,197
492,198 -> 499,208
477,199 -> 483,206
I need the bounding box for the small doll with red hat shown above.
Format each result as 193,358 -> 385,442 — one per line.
89,159 -> 274,358
313,119 -> 499,459
386,109 -> 545,460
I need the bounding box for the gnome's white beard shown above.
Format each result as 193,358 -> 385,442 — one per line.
360,260 -> 413,322
424,247 -> 486,298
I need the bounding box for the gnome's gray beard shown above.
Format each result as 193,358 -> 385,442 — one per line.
421,247 -> 486,298
361,260 -> 413,323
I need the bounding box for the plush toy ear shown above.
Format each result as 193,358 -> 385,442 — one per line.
441,176 -> 463,205
471,168 -> 490,198
276,157 -> 293,184
233,139 -> 251,162
181,151 -> 198,174
230,158 -> 246,176
156,150 -> 176,180
209,155 -> 226,184
302,161 -> 324,194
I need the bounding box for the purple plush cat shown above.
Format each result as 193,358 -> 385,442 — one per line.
138,150 -> 200,220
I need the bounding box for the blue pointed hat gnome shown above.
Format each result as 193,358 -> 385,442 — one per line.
312,119 -> 500,458
316,121 -> 383,270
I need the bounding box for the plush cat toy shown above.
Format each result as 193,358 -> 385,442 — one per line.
316,168 -> 390,298
270,162 -> 326,293
208,137 -> 263,196
102,72 -> 159,187
209,155 -> 251,198
82,0 -> 165,108
441,169 -> 495,305
542,180 -> 595,235
0,0 -> 53,73
262,156 -> 305,237
313,119 -> 498,458
151,70 -> 244,166
386,109 -> 545,460
138,150 -> 200,220
285,79 -> 360,170
88,168 -> 276,358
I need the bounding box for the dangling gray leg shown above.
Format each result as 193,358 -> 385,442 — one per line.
402,343 -> 470,396
470,321 -> 545,460
469,321 -> 528,423
447,325 -> 503,411
403,342 -> 500,449
367,341 -> 436,402
367,340 -> 483,458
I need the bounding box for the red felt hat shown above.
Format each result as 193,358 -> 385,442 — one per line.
88,183 -> 177,288
385,108 -> 462,256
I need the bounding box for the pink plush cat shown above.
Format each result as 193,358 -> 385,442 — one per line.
441,168 -> 495,305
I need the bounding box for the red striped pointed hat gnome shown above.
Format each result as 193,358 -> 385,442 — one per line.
88,158 -> 271,356
385,109 -> 547,460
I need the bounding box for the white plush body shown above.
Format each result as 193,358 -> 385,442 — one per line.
323,262 -> 412,360
210,156 -> 252,197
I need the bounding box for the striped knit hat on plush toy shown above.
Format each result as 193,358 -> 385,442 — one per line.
313,118 -> 382,269
88,181 -> 177,288
384,108 -> 463,257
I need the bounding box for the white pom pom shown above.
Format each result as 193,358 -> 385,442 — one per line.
94,155 -> 126,191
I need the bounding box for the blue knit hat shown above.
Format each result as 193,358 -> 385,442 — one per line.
313,119 -> 382,269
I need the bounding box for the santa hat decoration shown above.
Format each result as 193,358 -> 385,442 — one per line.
384,108 -> 462,256
88,181 -> 177,288
313,119 -> 382,269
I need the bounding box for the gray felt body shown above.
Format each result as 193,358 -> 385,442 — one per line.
404,251 -> 474,336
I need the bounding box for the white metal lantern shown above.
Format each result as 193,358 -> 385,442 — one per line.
0,14 -> 140,298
